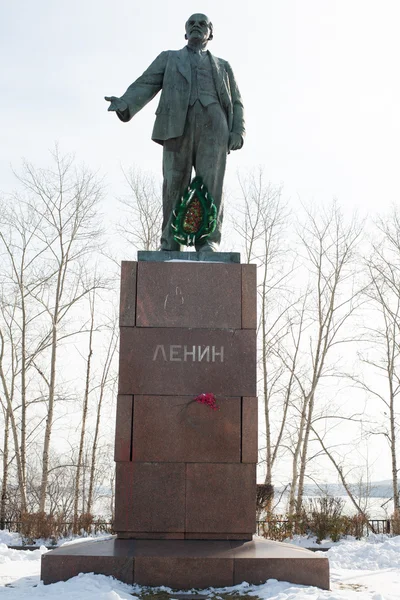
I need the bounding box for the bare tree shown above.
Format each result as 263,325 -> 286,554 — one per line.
11,147 -> 104,512
0,404 -> 10,527
275,292 -> 310,513
87,316 -> 118,515
311,427 -> 373,529
349,208 -> 400,515
290,202 -> 364,512
233,170 -> 295,488
118,167 -> 162,251
0,195 -> 53,509
0,297 -> 28,512
73,286 -> 96,529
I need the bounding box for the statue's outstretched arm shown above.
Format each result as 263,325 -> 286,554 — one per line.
105,51 -> 168,123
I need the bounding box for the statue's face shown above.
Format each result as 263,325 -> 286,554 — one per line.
185,14 -> 212,43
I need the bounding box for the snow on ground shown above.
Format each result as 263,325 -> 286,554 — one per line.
58,534 -> 114,547
0,531 -> 23,546
0,533 -> 399,599
0,529 -> 114,549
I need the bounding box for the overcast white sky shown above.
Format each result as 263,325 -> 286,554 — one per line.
2,0 -> 400,216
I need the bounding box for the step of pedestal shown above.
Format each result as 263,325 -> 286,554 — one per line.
41,538 -> 330,590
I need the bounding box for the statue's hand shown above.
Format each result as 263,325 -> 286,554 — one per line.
104,96 -> 128,112
228,132 -> 243,151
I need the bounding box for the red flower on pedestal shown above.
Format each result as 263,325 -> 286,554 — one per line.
194,393 -> 219,411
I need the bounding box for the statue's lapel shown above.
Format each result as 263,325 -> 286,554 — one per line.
177,47 -> 191,83
208,52 -> 224,102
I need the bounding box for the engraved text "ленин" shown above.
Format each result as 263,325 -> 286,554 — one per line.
152,345 -> 224,363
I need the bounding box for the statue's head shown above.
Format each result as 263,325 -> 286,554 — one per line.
185,13 -> 213,43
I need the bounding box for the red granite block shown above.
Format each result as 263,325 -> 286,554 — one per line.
241,264 -> 257,329
133,540 -> 234,588
114,463 -> 134,533
185,463 -> 256,534
136,262 -> 242,329
114,462 -> 185,533
134,556 -> 234,588
120,262 -> 137,327
242,397 -> 258,463
231,540 -> 330,589
119,328 -> 256,397
41,553 -> 134,585
132,396 -> 240,463
114,395 -> 133,462
117,532 -> 185,539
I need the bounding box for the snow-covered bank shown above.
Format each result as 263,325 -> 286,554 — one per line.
0,529 -> 113,549
327,534 -> 400,570
0,534 -> 398,599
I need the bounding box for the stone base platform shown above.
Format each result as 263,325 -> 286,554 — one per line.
41,537 -> 329,590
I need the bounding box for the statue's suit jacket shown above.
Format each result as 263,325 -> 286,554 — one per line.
117,47 -> 245,146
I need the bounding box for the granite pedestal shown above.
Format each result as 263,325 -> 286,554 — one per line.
41,255 -> 329,589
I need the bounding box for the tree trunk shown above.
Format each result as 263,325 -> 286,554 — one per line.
87,324 -> 117,514
38,318 -> 58,513
314,427 -> 374,530
87,397 -> 101,516
262,263 -> 272,485
296,391 -> 315,512
389,383 -> 399,512
20,283 -> 27,510
0,408 -> 10,528
73,298 -> 94,529
288,396 -> 308,514
0,331 -> 27,512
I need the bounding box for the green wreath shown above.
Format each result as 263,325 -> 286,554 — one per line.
171,176 -> 217,246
